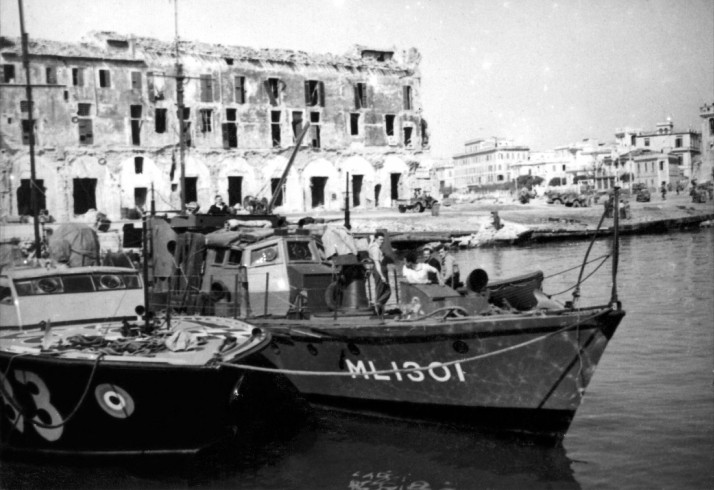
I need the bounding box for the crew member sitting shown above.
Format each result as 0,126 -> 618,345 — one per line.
403,251 -> 444,285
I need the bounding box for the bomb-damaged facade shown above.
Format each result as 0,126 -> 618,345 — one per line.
0,32 -> 430,221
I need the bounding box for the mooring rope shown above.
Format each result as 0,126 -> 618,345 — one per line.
543,253 -> 611,279
0,353 -> 105,429
547,255 -> 611,297
220,309 -> 609,377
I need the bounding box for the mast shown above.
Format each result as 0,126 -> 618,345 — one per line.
18,0 -> 42,258
266,122 -> 310,213
174,0 -> 186,214
344,172 -> 351,229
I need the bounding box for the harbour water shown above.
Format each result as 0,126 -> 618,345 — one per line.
1,230 -> 713,489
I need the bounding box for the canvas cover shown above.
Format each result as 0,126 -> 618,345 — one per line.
49,223 -> 100,267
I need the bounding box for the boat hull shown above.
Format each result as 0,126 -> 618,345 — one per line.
252,307 -> 624,441
0,354 -> 249,456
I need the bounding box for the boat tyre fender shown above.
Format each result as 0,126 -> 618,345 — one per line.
467,268 -> 489,292
209,282 -> 229,302
324,281 -> 340,311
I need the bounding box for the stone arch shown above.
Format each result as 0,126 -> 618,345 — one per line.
302,157 -> 339,211
340,155 -> 376,208
119,154 -> 164,217
170,155 -> 210,210
10,154 -> 61,219
376,155 -> 409,207
67,155 -> 116,218
216,157 -> 260,208
262,156 -> 295,211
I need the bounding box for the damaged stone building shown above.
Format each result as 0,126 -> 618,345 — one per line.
0,32 -> 431,221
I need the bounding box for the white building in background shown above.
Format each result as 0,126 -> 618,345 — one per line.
630,119 -> 701,179
430,159 -> 454,198
699,102 -> 714,182
452,137 -> 529,191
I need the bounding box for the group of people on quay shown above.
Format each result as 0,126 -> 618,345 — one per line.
368,231 -> 461,316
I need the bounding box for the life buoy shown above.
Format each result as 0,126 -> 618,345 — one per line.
94,383 -> 135,419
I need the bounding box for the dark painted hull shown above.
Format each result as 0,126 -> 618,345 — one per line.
0,355 -> 248,456
251,307 -> 624,441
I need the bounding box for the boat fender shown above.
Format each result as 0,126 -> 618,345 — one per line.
467,268 -> 489,292
324,282 -> 340,311
209,282 -> 230,302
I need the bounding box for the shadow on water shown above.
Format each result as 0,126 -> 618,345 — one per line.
1,404 -> 580,489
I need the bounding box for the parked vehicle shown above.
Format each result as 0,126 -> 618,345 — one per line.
397,189 -> 438,213
632,183 -> 651,202
545,190 -> 592,207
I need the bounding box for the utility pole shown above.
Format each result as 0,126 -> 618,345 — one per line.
18,0 -> 42,257
174,0 -> 186,214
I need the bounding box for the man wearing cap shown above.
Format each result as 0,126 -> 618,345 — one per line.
208,195 -> 229,215
438,245 -> 460,288
422,246 -> 441,285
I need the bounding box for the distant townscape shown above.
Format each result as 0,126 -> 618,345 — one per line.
1,32 -> 712,222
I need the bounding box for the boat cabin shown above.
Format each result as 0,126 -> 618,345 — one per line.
0,266 -> 144,329
203,229 -> 333,317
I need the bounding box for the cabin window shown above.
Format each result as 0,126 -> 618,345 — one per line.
0,285 -> 12,304
228,250 -> 242,265
214,249 -> 226,265
63,275 -> 95,292
287,241 -> 313,261
250,245 -> 279,266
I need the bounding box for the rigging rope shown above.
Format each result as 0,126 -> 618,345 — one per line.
220,309 -> 609,377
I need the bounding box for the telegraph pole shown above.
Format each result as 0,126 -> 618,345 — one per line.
18,0 -> 42,257
174,0 -> 186,213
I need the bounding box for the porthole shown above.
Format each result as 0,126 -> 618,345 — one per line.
99,274 -> 122,289
307,344 -> 318,356
453,340 -> 469,354
348,343 -> 361,356
37,278 -> 61,293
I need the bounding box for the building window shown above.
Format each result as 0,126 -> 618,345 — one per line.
73,178 -> 97,214
385,114 -> 395,137
235,76 -> 246,104
403,86 -> 413,111
644,138 -> 650,147
177,107 -> 192,147
350,113 -> 360,136
98,69 -> 111,88
222,108 -> 238,148
20,100 -> 33,113
77,103 -> 91,116
45,66 -> 57,85
21,120 -> 36,145
200,74 -> 214,102
265,78 -> 281,106
199,109 -> 213,133
130,105 -> 142,145
403,126 -> 413,147
675,137 -> 682,148
271,110 -> 281,147
2,64 -> 16,83
659,161 -> 664,171
354,82 -> 368,109
147,71 -> 165,101
131,71 -> 142,90
709,118 -> 714,136
72,67 -> 84,87
134,156 -> 144,174
305,80 -> 325,107
310,112 -> 321,149
291,111 -> 303,140
78,118 -> 93,145
155,108 -> 167,133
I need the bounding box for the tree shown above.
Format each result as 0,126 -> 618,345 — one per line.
516,175 -> 544,188
620,172 -> 634,183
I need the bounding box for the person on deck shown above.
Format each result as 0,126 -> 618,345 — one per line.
422,246 -> 441,284
437,245 -> 460,288
207,195 -> 229,215
368,231 -> 391,316
403,251 -> 444,285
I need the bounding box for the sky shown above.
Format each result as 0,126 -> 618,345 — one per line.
1,0 -> 713,158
